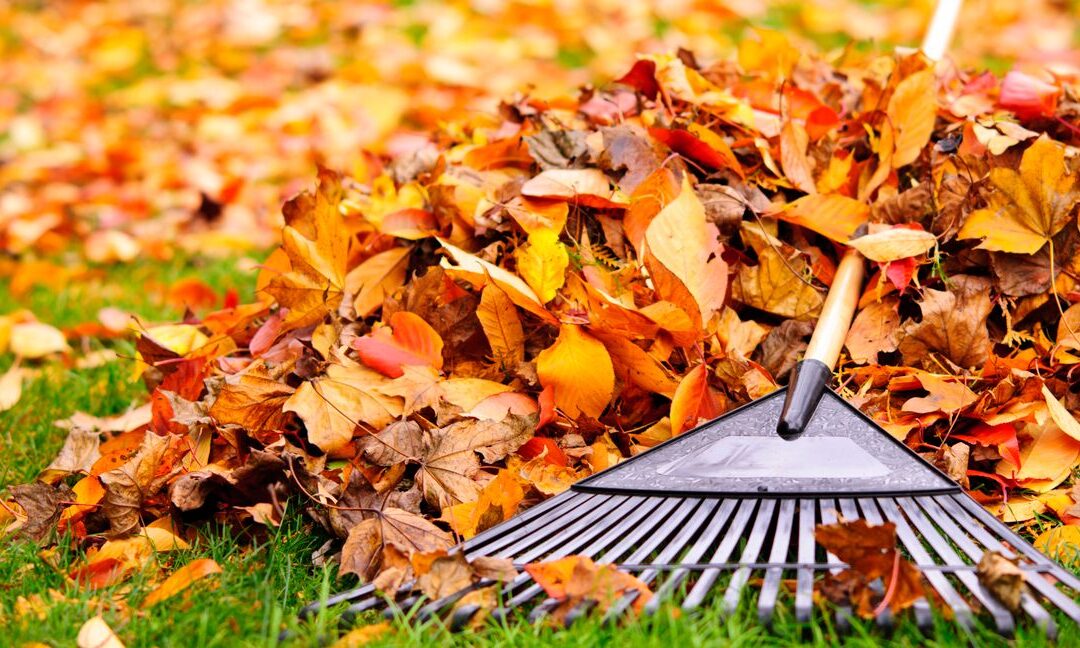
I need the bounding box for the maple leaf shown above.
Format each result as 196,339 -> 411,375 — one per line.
284,364 -> 402,453
209,371 -> 296,437
898,276 -> 993,370
262,169 -> 350,331
958,137 -> 1079,254
815,520 -> 925,618
418,415 -> 534,509
340,508 -> 452,581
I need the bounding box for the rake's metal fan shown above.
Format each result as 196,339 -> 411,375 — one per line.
303,389 -> 1080,637
300,0 -> 1080,637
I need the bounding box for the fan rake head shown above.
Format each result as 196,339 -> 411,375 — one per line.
303,391 -> 1080,637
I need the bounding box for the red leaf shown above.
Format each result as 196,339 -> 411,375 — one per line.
615,60 -> 659,100
649,127 -> 734,172
999,70 -> 1060,119
518,437 -> 568,466
884,257 -> 918,291
353,311 -> 445,378
953,423 -> 1021,469
537,384 -> 556,430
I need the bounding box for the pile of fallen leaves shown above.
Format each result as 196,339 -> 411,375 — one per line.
6,34 -> 1080,615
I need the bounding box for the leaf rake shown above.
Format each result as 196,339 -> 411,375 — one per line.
302,0 -> 1080,638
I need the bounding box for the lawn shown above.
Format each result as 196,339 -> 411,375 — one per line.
0,255 -> 1077,646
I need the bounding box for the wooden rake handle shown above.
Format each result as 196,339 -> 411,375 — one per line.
776,0 -> 962,440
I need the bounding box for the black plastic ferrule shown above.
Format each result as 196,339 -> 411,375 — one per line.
776,359 -> 832,441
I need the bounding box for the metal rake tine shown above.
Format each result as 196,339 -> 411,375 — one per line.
600,499 -> 711,624
477,493 -> 611,557
932,496 -> 1080,626
299,582 -> 378,619
643,499 -> 738,615
853,498 -> 932,630
794,498 -> 816,623
721,499 -> 777,616
872,498 -> 975,630
341,583 -> 417,623
463,489 -> 580,553
953,495 -> 1080,593
897,497 -> 1015,634
758,498 -> 797,626
913,497 -> 1056,638
816,498 -> 855,631
682,499 -> 759,611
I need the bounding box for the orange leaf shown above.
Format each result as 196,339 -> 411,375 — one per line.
141,558 -> 222,608
669,364 -> 722,435
776,193 -> 868,243
353,311 -> 444,378
536,325 -> 614,419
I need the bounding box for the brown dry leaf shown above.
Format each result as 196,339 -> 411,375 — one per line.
38,426 -> 101,484
419,416 -> 534,508
340,508 -> 452,580
99,432 -> 177,536
209,372 -> 296,435
8,482 -> 73,541
346,247 -> 412,318
815,519 -> 925,618
439,469 -> 525,539
845,298 -> 901,364
536,325 -> 615,419
525,555 -> 653,622
959,137 -> 1080,254
898,276 -> 992,370
141,558 -> 222,608
976,551 -> 1024,613
733,223 -> 824,320
284,364 -> 401,453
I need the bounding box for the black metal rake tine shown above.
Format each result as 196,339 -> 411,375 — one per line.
794,498 -> 816,623
896,497 -> 1015,635
872,498 -> 975,630
476,493 -> 612,557
912,497 -> 1056,638
682,498 -> 759,611
932,496 -> 1080,625
721,499 -> 777,616
758,498 -> 797,626
643,499 -> 738,615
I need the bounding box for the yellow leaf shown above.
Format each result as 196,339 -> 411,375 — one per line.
1033,525 -> 1080,560
0,364 -> 23,412
141,558 -> 222,608
476,284 -> 524,367
848,227 -> 937,262
437,238 -> 556,324
332,622 -> 393,648
780,120 -> 815,194
77,616 -> 125,648
958,137 -> 1079,254
515,229 -> 569,304
1041,385 -> 1080,442
536,325 -> 614,419
888,70 -> 937,168
644,178 -> 728,322
732,223 -> 823,320
10,322 -> 68,359
777,193 -> 868,243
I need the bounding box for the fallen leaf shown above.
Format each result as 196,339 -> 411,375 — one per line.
976,551 -> 1024,613
887,70 -> 937,168
0,364 -> 23,412
669,365 -> 722,435
958,137 -> 1079,254
536,325 -> 615,419
1033,525 -> 1080,561
525,555 -> 653,622
10,322 -> 68,359
353,311 -> 445,379
476,284 -> 525,368
141,558 -> 222,608
515,229 -> 569,304
77,616 -> 125,648
848,227 -> 936,262
898,276 -> 992,370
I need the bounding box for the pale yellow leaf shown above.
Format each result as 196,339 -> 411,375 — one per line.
10,322 -> 68,359
345,247 -> 412,317
848,227 -> 937,262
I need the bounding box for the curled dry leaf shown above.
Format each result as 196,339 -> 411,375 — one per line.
976,551 -> 1024,613
898,276 -> 992,370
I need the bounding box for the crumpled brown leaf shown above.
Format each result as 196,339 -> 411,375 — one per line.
898,275 -> 992,370
8,482 -> 74,541
340,507 -> 452,581
976,550 -> 1025,612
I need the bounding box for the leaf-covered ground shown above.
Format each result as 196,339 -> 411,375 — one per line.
3,0 -> 1080,646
